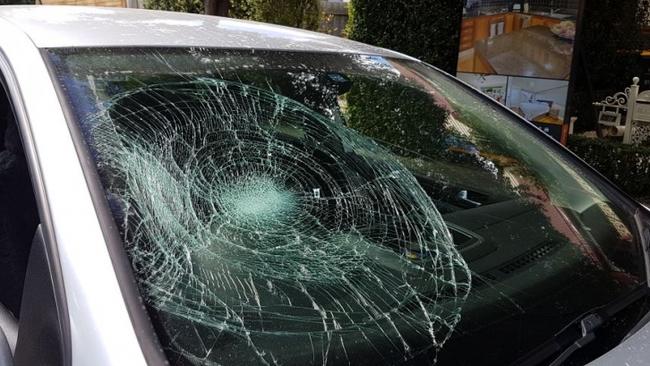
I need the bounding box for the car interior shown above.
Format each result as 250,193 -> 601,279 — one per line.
0,84 -> 39,359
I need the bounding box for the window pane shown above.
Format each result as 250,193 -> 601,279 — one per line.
49,48 -> 644,366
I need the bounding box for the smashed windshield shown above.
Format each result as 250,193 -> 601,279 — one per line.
48,48 -> 644,366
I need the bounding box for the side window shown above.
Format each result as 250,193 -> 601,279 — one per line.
0,77 -> 41,364
0,85 -> 39,317
0,77 -> 67,366
0,76 -> 66,366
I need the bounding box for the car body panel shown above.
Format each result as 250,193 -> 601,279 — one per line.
0,16 -> 146,366
0,5 -> 414,60
591,318 -> 650,365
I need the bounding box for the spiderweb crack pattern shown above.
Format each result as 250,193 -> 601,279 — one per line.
89,78 -> 471,365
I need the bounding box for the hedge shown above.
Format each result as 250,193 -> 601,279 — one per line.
248,0 -> 320,30
567,135 -> 650,197
144,0 -> 320,31
144,0 -> 202,14
346,79 -> 449,158
345,0 -> 463,73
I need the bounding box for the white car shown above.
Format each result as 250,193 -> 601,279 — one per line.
0,6 -> 648,366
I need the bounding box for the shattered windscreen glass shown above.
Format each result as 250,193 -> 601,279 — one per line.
48,48 -> 645,365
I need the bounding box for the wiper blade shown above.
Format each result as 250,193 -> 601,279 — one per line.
512,284 -> 649,366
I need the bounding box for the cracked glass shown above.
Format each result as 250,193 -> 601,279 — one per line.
49,48 -> 645,366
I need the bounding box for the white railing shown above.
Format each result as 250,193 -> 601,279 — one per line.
593,77 -> 650,144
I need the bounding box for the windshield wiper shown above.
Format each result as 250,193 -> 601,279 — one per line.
512,284 -> 649,366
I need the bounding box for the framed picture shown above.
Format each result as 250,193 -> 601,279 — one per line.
481,85 -> 506,103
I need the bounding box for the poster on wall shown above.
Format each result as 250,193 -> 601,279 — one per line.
457,0 -> 580,142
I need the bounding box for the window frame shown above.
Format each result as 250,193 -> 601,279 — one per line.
0,49 -> 71,366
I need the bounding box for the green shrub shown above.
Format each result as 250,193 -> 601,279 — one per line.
144,0 -> 320,31
346,0 -> 463,73
346,79 -> 449,158
144,0 -> 203,13
143,0 -> 249,15
229,0 -> 255,18
567,135 -> 650,197
247,0 -> 320,30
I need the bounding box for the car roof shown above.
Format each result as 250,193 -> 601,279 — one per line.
0,5 -> 414,59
